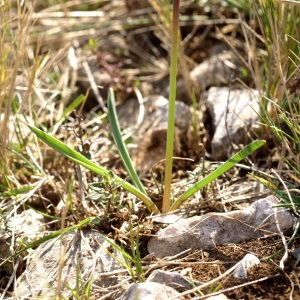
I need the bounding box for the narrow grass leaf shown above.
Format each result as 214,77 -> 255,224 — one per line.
1,186 -> 31,197
84,279 -> 92,299
3,145 -> 39,173
107,88 -> 147,195
101,234 -> 134,261
99,234 -> 137,281
24,205 -> 62,220
56,94 -> 85,125
170,140 -> 265,211
29,126 -> 159,214
249,173 -> 300,205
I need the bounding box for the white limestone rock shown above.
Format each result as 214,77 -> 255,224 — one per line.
207,87 -> 260,160
233,254 -> 260,279
16,230 -> 125,299
148,196 -> 296,259
8,209 -> 46,244
147,269 -> 201,290
118,95 -> 191,176
120,282 -> 183,300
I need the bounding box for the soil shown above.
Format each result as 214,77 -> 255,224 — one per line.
175,235 -> 300,299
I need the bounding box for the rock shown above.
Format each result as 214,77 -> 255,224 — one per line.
120,282 -> 183,300
16,230 -> 124,299
190,46 -> 244,88
8,209 -> 46,244
118,95 -> 191,133
206,87 -> 260,160
174,43 -> 248,102
147,196 -> 296,258
151,213 -> 186,224
0,209 -> 44,281
206,294 -> 230,300
118,95 -> 191,176
233,254 -> 260,279
291,246 -> 300,265
147,269 -> 201,290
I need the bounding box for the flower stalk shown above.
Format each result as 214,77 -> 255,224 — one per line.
162,0 -> 180,213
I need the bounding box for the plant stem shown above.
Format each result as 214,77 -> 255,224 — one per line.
162,0 -> 180,214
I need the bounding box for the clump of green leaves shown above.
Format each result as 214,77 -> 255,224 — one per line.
30,0 -> 265,214
30,122 -> 264,215
100,222 -> 145,283
86,171 -> 124,213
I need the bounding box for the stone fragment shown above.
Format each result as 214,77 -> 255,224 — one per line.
147,196 -> 296,258
174,43 -> 248,103
233,254 -> 260,279
190,48 -> 244,88
147,269 -> 201,290
118,95 -> 191,176
206,294 -> 230,300
16,230 -> 124,298
8,209 -> 46,244
118,95 -> 191,134
206,87 -> 260,160
151,213 -> 186,224
291,246 -> 300,265
120,282 -> 182,300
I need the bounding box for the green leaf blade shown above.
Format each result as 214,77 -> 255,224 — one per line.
107,88 -> 147,195
170,140 -> 265,211
29,126 -> 159,214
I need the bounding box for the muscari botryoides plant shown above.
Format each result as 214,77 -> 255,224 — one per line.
30,0 -> 265,215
